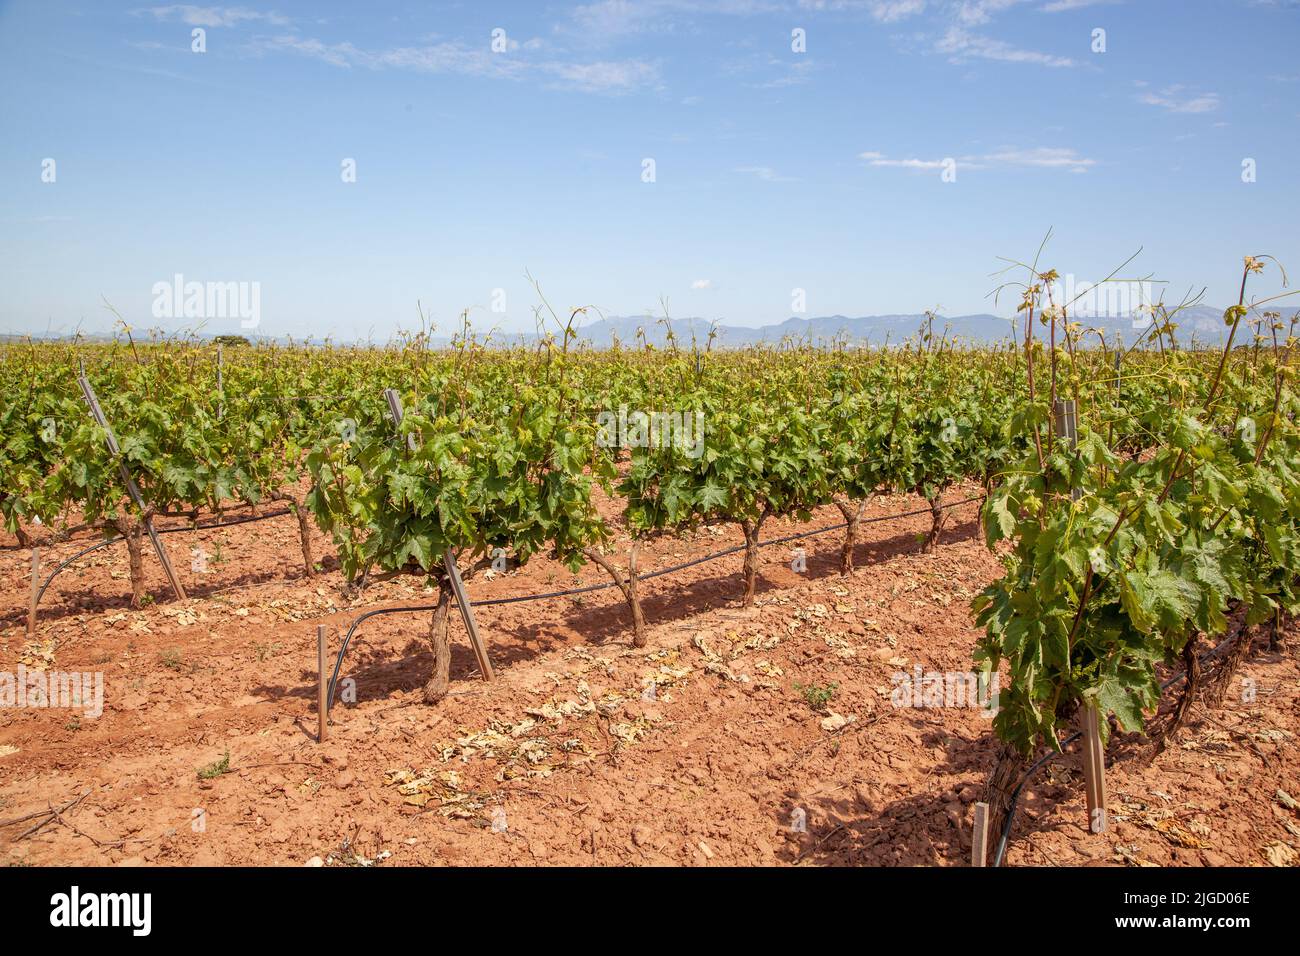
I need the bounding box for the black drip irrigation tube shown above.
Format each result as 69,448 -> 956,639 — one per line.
33,507 -> 294,606
325,493 -> 985,715
991,635 -> 1239,867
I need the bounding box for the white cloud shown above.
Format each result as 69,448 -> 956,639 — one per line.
860,145 -> 1095,173
937,26 -> 1074,66
735,165 -> 799,181
691,278 -> 713,289
568,0 -> 668,38
983,146 -> 1095,171
1039,0 -> 1119,11
952,0 -> 1030,26
796,0 -> 928,21
257,36 -> 366,69
869,0 -> 929,20
568,0 -> 927,37
793,1 -> 1077,68
143,5 -> 289,28
250,34 -> 661,94
566,0 -> 783,40
756,57 -> 819,87
862,154 -> 954,169
544,59 -> 662,93
1138,85 -> 1220,113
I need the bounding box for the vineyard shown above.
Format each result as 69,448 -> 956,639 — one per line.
1,258 -> 1298,867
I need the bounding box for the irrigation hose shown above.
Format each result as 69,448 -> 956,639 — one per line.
325,493 -> 985,715
990,635 -> 1239,867
33,507 -> 294,606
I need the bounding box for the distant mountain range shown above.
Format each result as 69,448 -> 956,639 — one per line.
562,313 -> 1017,348
7,304 -> 1292,348
540,305 -> 1272,349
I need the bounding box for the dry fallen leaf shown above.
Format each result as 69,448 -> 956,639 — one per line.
1262,841 -> 1296,867
1152,818 -> 1209,850
820,713 -> 851,732
1114,845 -> 1159,867
609,719 -> 654,744
19,639 -> 56,670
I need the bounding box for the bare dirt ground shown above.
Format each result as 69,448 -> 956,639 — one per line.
1,485 -> 1297,867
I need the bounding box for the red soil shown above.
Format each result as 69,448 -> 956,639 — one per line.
1,486 -> 1296,867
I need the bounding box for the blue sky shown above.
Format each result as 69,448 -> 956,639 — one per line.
1,0 -> 1298,341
